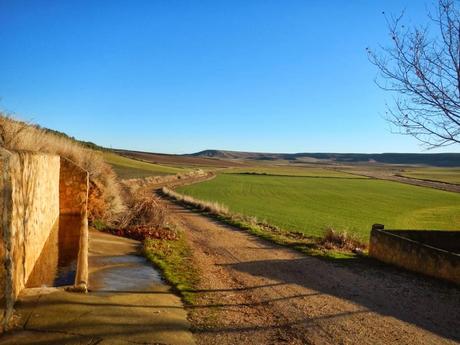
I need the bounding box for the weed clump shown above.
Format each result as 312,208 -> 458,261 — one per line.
320,228 -> 367,252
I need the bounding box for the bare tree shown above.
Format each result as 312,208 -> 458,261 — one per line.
368,0 -> 460,148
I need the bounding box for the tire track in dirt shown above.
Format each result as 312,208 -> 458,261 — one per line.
159,197 -> 460,345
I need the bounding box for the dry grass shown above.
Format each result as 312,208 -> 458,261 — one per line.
161,187 -> 229,215
0,114 -> 124,224
122,169 -> 213,191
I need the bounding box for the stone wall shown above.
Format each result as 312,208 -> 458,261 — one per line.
9,152 -> 60,296
59,157 -> 89,289
381,230 -> 460,253
60,157 -> 89,215
1,152 -> 90,329
1,150 -> 60,327
0,151 -> 7,315
369,225 -> 460,285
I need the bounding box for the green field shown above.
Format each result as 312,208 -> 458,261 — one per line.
178,173 -> 460,240
400,167 -> 460,185
104,152 -> 186,179
223,166 -> 364,178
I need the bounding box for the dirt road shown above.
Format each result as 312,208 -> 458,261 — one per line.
160,198 -> 460,345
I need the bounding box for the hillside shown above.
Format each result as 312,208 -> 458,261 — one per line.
114,149 -> 244,168
191,150 -> 460,167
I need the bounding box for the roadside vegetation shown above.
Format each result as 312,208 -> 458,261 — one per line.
144,231 -> 199,304
95,176 -> 201,303
177,173 -> 460,241
161,186 -> 367,259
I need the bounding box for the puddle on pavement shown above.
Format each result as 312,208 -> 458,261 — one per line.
89,254 -> 164,291
26,214 -> 81,288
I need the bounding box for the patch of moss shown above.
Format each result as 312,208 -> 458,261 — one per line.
143,230 -> 199,304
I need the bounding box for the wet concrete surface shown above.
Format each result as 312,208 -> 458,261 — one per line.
1,229 -> 195,345
90,255 -> 163,291
88,231 -> 163,292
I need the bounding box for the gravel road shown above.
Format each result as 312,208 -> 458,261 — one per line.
160,198 -> 460,345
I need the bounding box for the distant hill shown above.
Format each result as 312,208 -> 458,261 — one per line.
190,150 -> 460,167
113,149 -> 244,168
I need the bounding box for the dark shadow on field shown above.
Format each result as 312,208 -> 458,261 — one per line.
224,256 -> 460,342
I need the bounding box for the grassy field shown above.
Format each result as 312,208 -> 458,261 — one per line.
399,167 -> 460,185
178,173 -> 460,240
104,152 -> 186,179
223,166 -> 364,178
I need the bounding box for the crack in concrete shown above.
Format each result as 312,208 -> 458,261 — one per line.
22,327 -> 104,344
127,341 -> 171,345
21,294 -> 42,330
62,309 -> 93,327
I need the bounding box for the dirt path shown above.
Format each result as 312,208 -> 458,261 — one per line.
159,198 -> 460,345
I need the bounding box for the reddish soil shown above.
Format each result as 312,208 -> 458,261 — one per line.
159,197 -> 460,345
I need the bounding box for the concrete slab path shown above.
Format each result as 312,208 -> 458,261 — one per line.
0,230 -> 195,345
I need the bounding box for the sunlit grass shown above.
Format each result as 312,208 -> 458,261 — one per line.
178,173 -> 460,241
104,152 -> 186,178
400,167 -> 460,184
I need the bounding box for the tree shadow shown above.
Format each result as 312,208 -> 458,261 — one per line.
224,256 -> 460,342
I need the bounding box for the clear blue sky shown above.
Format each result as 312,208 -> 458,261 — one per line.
1,0 -> 457,154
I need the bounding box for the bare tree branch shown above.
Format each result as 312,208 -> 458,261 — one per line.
368,0 -> 460,148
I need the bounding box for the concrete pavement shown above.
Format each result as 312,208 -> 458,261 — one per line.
0,230 -> 195,345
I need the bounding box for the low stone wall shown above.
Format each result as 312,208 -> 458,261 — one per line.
369,225 -> 460,285
381,230 -> 460,254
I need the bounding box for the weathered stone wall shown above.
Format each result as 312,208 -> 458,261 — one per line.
1,152 -> 90,329
383,230 -> 460,253
369,227 -> 460,285
60,157 -> 89,290
0,150 -> 60,328
0,151 -> 7,316
9,152 -> 61,296
60,157 -> 89,215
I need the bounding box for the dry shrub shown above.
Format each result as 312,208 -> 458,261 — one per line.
0,114 -> 124,224
107,180 -> 176,241
320,228 -> 367,251
118,195 -> 167,229
106,225 -> 178,242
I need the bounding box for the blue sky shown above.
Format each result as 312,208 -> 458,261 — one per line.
1,0 -> 457,154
